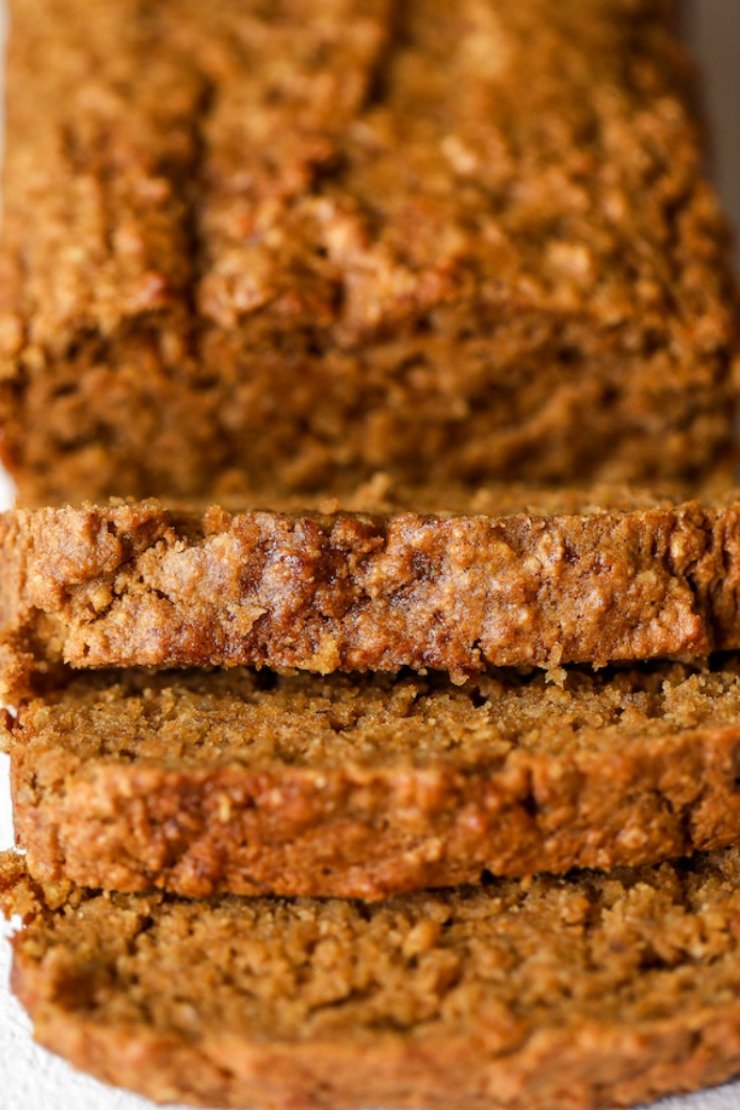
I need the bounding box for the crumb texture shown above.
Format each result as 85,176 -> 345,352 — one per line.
2,850 -> 740,1107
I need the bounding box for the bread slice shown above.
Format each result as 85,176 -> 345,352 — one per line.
8,661 -> 740,899
2,484 -> 740,688
3,849 -> 740,1109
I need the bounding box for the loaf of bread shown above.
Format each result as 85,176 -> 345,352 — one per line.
7,661 -> 740,899
3,848 -> 740,1109
3,5 -> 740,1107
1,0 -> 736,505
2,486 -> 740,685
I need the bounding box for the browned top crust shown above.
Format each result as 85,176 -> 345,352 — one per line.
3,0 -> 706,352
8,661 -> 740,898
2,485 -> 740,685
1,0 -> 737,502
3,849 -> 740,1108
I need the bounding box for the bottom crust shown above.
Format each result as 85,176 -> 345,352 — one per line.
20,1008 -> 740,1110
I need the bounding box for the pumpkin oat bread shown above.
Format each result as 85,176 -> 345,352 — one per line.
1,0 -> 737,505
2,485 -> 740,686
3,849 -> 740,1109
6,661 -> 740,900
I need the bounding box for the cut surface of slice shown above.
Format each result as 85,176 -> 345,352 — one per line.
3,849 -> 740,1109
8,661 -> 740,898
2,484 -> 740,686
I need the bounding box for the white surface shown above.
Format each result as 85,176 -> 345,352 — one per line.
1,3 -> 740,1109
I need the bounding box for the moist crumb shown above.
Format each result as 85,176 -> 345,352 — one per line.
2,849 -> 740,1108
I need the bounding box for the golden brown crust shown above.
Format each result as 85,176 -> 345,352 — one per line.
8,663 -> 740,898
1,0 -> 737,504
4,488 -> 740,683
4,849 -> 740,1108
3,489 -> 740,683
